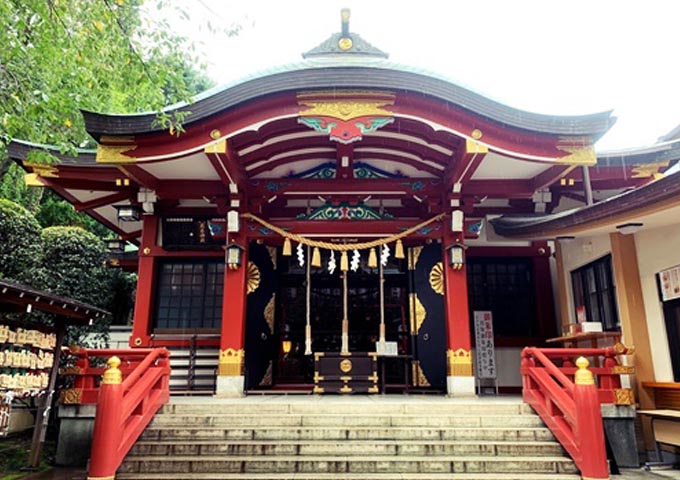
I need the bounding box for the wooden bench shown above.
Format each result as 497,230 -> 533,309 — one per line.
640,382 -> 680,468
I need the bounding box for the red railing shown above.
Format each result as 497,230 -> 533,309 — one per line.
61,348 -> 171,480
521,347 -> 633,480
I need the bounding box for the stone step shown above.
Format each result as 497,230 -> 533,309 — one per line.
118,473 -> 580,480
129,439 -> 564,457
161,402 -> 534,416
140,426 -> 556,442
149,413 -> 544,428
119,455 -> 578,475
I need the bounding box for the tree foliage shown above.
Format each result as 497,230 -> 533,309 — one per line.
0,197 -> 42,283
33,226 -> 113,346
0,0 -> 221,223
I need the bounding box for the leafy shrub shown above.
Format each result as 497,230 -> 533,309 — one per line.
34,226 -> 113,346
0,198 -> 43,283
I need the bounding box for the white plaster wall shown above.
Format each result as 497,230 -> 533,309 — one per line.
558,235 -> 613,324
633,224 -> 680,381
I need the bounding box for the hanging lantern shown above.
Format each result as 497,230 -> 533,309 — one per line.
395,239 -> 405,259
311,247 -> 322,268
340,251 -> 349,271
368,248 -> 378,268
282,238 -> 292,256
448,243 -> 466,270
226,243 -> 244,270
282,340 -> 292,354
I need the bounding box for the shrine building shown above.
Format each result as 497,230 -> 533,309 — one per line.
10,11 -> 675,397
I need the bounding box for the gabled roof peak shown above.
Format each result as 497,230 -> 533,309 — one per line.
302,8 -> 389,59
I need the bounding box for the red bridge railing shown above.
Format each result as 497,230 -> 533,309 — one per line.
61,348 -> 171,480
521,346 -> 634,480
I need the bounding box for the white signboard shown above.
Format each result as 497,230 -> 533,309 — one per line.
474,311 -> 497,379
376,341 -> 398,356
659,265 -> 680,302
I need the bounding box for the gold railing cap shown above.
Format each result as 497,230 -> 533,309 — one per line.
574,356 -> 595,385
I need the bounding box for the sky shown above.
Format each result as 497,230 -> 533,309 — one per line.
148,0 -> 680,151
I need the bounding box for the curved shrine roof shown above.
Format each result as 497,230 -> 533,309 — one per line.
82,58 -> 615,140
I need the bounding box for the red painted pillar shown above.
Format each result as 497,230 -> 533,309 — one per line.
217,231 -> 248,395
88,357 -> 123,480
574,357 -> 609,479
443,230 -> 474,395
129,215 -> 159,348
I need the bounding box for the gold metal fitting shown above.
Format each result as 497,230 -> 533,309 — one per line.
102,356 -> 123,385
574,356 -> 594,385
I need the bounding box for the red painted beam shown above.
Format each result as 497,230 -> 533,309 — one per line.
353,151 -> 443,177
119,165 -> 160,191
247,152 -> 335,178
532,165 -> 576,191
247,219 -> 445,237
463,179 -> 534,198
444,140 -> 487,188
74,191 -> 133,212
249,178 -> 443,197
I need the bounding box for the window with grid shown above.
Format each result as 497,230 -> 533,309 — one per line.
153,259 -> 224,330
467,258 -> 536,337
571,255 -> 619,331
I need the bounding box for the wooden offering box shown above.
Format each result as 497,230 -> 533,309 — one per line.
313,352 -> 378,394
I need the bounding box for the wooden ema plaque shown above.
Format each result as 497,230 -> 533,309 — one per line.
313,352 -> 378,394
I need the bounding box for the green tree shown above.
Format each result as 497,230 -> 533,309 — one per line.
0,198 -> 43,282
0,0 -> 222,216
33,226 -> 113,345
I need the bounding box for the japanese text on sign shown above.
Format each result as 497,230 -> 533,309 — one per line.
473,311 -> 496,379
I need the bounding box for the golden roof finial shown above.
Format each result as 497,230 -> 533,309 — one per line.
341,8 -> 350,36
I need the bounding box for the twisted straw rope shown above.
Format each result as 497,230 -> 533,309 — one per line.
241,212 -> 446,251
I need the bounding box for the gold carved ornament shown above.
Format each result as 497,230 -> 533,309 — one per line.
263,294 -> 275,334
614,388 -> 635,405
339,359 -> 353,373
429,262 -> 444,295
447,348 -> 473,377
407,246 -> 424,271
555,136 -> 597,166
218,348 -> 244,376
266,246 -> 278,270
412,361 -> 431,387
297,92 -> 395,121
246,261 -> 260,295
59,388 -> 83,404
95,144 -> 138,164
258,362 -> 273,387
408,293 -> 426,334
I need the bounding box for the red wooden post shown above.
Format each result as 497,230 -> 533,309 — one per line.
443,230 -> 474,395
129,216 -> 159,348
88,356 -> 123,480
217,229 -> 248,395
573,356 -> 609,480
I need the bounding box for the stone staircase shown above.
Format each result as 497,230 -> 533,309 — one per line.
117,398 -> 579,479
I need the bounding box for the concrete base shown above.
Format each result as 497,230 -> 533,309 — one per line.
56,405 -> 97,466
447,375 -> 476,396
215,375 -> 245,397
601,404 -> 639,468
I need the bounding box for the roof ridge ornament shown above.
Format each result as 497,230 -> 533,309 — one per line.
302,9 -> 389,59
338,8 -> 352,51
